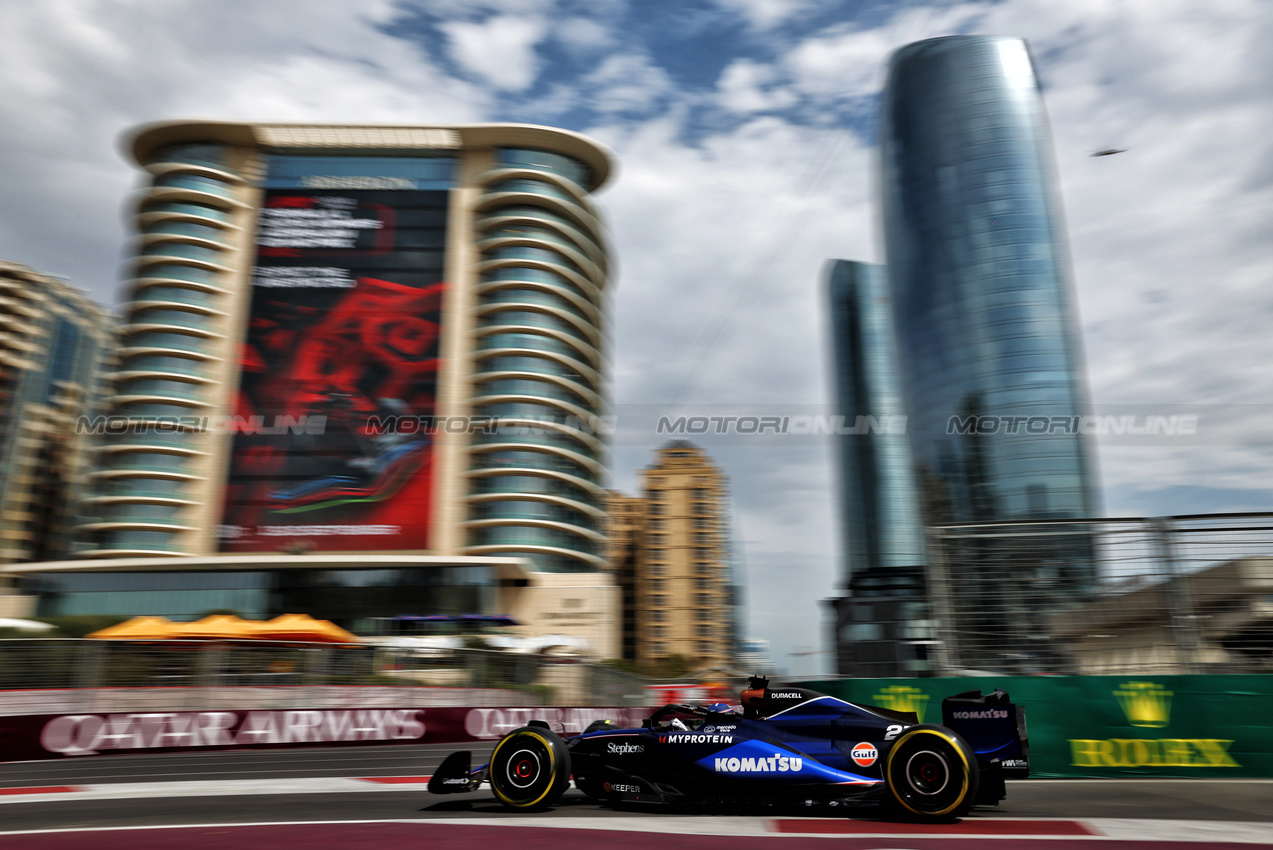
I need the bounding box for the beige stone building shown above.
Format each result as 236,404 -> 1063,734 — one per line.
1,122 -> 620,656
0,262 -> 111,595
608,442 -> 739,668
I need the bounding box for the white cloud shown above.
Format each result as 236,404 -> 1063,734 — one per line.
554,16 -> 614,53
583,53 -> 675,114
714,0 -> 816,31
716,59 -> 798,112
440,13 -> 548,91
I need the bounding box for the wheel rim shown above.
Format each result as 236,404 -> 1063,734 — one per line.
505,747 -> 543,790
904,749 -> 951,796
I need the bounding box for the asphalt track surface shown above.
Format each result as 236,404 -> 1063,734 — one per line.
1,744 -> 1271,848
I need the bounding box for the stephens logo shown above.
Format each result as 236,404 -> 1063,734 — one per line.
607,742 -> 644,754
660,733 -> 733,744
850,742 -> 878,767
714,754 -> 802,773
951,709 -> 1009,720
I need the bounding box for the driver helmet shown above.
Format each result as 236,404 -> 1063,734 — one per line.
706,702 -> 735,714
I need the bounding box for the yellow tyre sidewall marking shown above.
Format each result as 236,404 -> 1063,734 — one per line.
491,730 -> 557,809
885,728 -> 971,817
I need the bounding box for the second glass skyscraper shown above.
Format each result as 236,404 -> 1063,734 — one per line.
880,36 -> 1098,525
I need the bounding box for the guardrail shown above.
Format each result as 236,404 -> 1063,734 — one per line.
0,639 -> 647,715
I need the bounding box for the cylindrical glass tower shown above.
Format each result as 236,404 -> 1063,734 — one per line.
880,36 -> 1098,525
826,260 -> 925,577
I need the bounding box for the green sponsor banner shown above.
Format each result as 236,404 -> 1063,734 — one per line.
795,675 -> 1273,778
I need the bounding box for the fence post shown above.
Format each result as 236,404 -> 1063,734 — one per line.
303,644 -> 331,709
925,526 -> 958,675
1151,517 -> 1202,674
195,642 -> 226,709
75,639 -> 105,713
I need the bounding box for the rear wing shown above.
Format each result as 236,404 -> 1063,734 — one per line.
941,688 -> 1029,778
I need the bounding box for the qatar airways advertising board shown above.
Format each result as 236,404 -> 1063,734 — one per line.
219,156 -> 454,552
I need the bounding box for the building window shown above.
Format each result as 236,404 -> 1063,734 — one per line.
649,595 -> 666,608
697,624 -> 712,636
696,578 -> 711,590
696,593 -> 710,606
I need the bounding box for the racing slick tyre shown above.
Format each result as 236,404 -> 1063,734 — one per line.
488,726 -> 572,812
884,725 -> 979,821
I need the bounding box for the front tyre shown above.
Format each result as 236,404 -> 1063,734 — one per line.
488,726 -> 572,812
884,725 -> 978,821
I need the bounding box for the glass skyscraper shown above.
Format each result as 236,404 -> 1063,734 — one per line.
826,260 -> 932,676
880,36 -> 1098,525
878,36 -> 1099,672
826,260 -> 925,577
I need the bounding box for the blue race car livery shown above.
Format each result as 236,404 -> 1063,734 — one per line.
429,676 -> 1029,821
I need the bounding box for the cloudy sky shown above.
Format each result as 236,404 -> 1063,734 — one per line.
1,0 -> 1270,674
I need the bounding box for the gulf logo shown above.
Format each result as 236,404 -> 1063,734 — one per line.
851,742 -> 878,767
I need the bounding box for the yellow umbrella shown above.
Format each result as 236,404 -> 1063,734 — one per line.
86,616 -> 178,640
253,613 -> 359,643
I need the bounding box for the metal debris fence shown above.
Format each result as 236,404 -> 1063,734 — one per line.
926,512 -> 1273,676
0,640 -> 648,715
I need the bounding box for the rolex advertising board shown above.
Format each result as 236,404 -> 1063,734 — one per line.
219,155 -> 454,553
798,675 -> 1273,778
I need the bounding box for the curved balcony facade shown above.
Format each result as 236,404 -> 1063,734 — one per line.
465,149 -> 609,572
76,141 -> 250,558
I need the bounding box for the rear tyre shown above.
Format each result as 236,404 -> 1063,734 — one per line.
884,725 -> 978,821
488,726 -> 572,812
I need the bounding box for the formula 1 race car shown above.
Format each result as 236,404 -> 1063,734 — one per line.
429,676 -> 1028,822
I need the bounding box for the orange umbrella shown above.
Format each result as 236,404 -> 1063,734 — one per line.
252,613 -> 359,643
170,614 -> 258,640
86,616 -> 179,640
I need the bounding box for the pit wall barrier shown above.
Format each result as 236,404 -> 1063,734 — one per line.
796,674 -> 1273,778
0,705 -> 653,762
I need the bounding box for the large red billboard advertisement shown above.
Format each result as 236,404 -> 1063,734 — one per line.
219,186 -> 450,552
